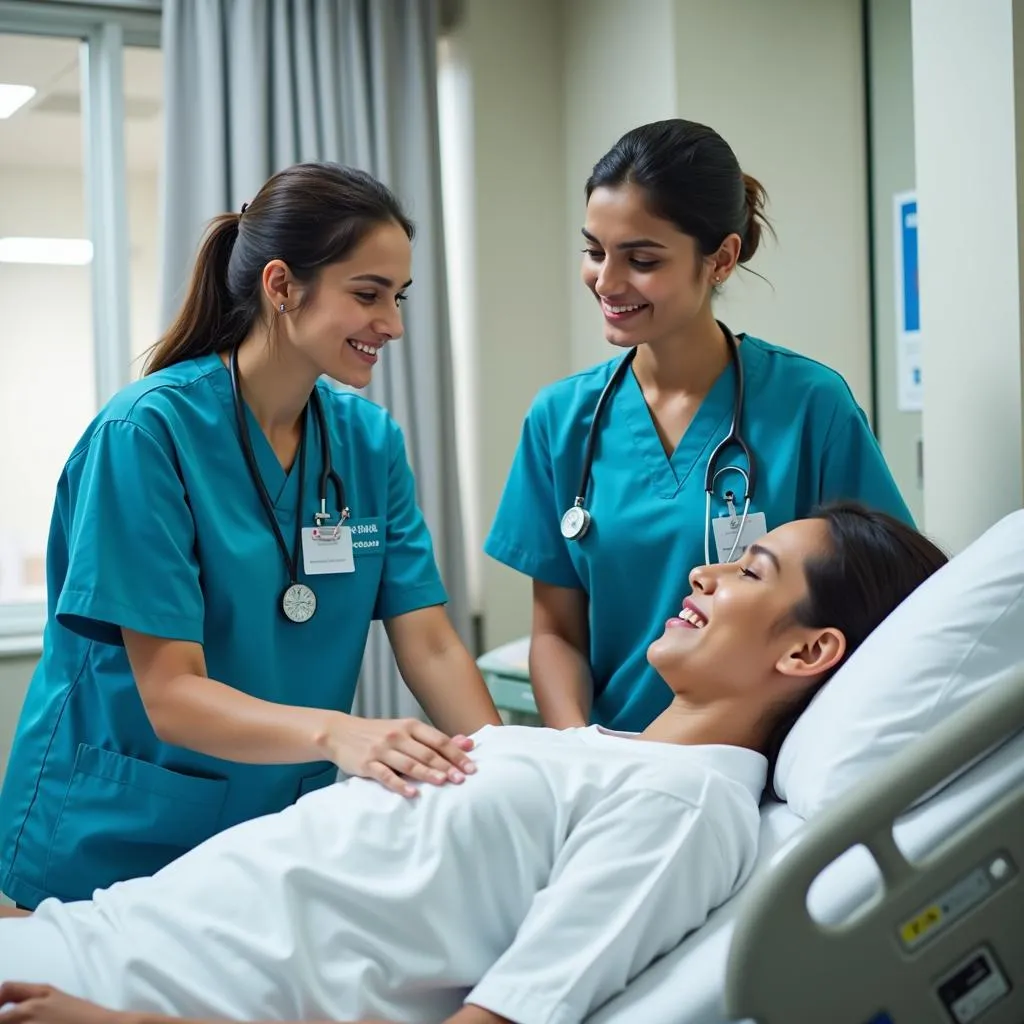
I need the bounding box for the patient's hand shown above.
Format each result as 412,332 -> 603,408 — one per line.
0,985 -> 127,1024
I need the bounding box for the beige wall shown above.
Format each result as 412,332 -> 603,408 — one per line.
453,0 -> 572,650
667,0 -> 872,405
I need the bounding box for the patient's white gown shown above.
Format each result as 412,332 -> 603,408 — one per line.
0,725 -> 764,1024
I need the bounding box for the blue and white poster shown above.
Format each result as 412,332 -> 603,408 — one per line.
894,191 -> 922,412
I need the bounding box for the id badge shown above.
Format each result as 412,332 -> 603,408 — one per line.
711,511 -> 768,564
302,525 -> 355,575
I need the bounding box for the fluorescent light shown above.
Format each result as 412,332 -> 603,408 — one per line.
0,83 -> 36,119
0,237 -> 93,265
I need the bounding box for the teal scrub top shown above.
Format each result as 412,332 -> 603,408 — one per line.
485,335 -> 913,734
0,354 -> 447,909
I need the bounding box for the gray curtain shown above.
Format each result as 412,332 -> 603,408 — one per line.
159,0 -> 468,721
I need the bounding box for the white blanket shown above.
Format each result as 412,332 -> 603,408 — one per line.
2,725 -> 765,1024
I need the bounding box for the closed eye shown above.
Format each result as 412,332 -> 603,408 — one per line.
356,290 -> 409,307
581,248 -> 659,271
739,566 -> 760,580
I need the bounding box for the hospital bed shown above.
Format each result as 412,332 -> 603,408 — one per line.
589,670 -> 1024,1024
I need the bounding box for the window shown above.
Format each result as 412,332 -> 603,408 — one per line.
0,33 -> 94,612
0,1 -> 161,638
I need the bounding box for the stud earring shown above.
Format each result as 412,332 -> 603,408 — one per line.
279,303 -> 286,313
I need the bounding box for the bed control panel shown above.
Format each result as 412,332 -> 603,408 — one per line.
934,945 -> 1011,1023
897,850 -> 1018,953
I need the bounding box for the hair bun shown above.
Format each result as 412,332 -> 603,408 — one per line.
739,172 -> 772,263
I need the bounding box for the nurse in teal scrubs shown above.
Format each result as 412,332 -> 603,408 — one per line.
0,163 -> 501,910
486,119 -> 913,734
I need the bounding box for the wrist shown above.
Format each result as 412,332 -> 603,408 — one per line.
542,706 -> 588,730
310,708 -> 350,762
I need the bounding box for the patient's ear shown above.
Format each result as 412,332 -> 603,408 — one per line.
774,627 -> 845,680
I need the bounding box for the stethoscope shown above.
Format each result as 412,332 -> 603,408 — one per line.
559,321 -> 757,565
229,346 -> 350,623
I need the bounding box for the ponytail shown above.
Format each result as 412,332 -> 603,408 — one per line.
144,213 -> 250,375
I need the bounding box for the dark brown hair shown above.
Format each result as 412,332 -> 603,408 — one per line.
763,502 -> 949,793
145,162 -> 414,375
585,118 -> 773,266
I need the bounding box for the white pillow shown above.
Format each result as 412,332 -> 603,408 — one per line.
775,508 -> 1024,819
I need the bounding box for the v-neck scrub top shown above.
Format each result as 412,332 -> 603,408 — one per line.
485,335 -> 913,732
0,353 -> 447,909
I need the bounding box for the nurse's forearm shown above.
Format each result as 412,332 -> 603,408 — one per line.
143,673 -> 344,765
529,632 -> 592,728
405,643 -> 503,735
386,606 -> 502,735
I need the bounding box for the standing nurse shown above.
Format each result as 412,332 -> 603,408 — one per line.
486,119 -> 913,734
0,162 -> 501,910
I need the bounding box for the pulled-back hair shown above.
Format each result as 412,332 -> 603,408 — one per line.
763,502 -> 949,790
585,118 -> 773,266
145,163 -> 414,375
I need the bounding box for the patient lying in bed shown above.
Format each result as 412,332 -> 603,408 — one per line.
0,503 -> 947,1024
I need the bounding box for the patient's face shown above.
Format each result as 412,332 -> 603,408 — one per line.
647,518 -> 842,704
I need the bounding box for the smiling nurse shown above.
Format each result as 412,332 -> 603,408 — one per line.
485,119 -> 913,734
0,163 -> 501,910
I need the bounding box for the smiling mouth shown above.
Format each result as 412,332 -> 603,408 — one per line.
348,339 -> 381,356
680,598 -> 709,628
600,300 -> 650,320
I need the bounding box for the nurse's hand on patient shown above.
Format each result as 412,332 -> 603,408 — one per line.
324,713 -> 477,797
0,984 -> 124,1024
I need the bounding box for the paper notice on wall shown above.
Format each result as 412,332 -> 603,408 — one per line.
894,191 -> 922,412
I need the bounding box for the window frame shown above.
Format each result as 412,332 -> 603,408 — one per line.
0,0 -> 160,644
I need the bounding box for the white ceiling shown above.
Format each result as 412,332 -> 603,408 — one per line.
0,32 -> 162,174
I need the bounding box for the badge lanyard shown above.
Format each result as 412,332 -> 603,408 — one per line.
229,347 -> 349,624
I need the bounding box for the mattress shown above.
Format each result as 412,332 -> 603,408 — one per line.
589,727 -> 1024,1024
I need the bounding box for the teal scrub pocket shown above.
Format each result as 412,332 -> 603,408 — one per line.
297,762 -> 339,799
44,744 -> 228,900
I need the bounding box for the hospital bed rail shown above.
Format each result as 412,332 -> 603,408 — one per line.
724,668 -> 1024,1024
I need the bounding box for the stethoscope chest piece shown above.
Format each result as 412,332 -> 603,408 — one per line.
560,504 -> 592,541
282,582 -> 317,624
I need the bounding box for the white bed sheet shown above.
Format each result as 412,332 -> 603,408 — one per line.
589,728 -> 1024,1024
